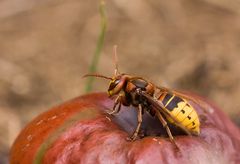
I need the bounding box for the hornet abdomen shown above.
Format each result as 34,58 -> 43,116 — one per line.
158,93 -> 200,135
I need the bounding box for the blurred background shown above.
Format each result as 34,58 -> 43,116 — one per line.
1,0 -> 240,163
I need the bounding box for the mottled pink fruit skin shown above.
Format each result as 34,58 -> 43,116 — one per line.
10,92 -> 240,164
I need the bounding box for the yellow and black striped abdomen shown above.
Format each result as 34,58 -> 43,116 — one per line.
159,93 -> 200,135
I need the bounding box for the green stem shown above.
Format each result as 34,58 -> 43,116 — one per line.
85,0 -> 107,92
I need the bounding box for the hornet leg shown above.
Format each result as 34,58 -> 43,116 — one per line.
155,110 -> 178,148
108,94 -> 122,115
128,104 -> 143,141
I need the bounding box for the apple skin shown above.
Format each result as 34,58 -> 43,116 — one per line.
10,92 -> 240,164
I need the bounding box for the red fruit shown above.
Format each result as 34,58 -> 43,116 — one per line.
10,92 -> 240,164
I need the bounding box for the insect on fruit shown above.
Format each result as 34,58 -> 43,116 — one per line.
83,46 -> 200,145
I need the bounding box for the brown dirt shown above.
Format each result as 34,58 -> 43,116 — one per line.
1,0 -> 240,163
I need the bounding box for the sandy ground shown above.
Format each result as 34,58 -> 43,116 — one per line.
1,0 -> 240,163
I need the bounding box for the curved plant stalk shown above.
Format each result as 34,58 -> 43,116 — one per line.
85,0 -> 107,93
